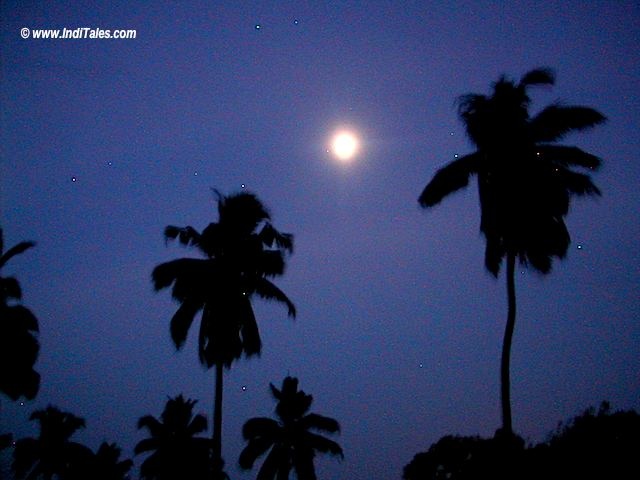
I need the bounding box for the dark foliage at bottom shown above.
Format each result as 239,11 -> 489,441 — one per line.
404,402 -> 640,480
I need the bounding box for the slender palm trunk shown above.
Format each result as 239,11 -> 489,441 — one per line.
212,362 -> 223,479
500,252 -> 517,436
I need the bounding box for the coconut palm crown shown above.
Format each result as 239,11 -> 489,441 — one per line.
239,376 -> 343,480
134,395 -> 211,480
12,406 -> 92,480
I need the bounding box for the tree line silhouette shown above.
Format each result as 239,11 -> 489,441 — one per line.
1,68 -> 638,479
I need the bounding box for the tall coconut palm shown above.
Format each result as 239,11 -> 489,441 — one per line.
239,376 -> 343,480
134,395 -> 211,480
0,227 -> 40,401
418,68 -> 605,437
12,406 -> 92,479
152,190 -> 296,477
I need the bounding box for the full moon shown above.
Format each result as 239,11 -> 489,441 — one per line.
331,131 -> 359,161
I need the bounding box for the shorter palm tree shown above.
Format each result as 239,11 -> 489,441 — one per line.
0,227 -> 40,401
135,394 -> 211,480
88,443 -> 133,480
12,406 -> 92,479
239,376 -> 343,480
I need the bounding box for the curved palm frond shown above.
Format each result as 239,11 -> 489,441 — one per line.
0,241 -> 36,269
519,67 -> 555,87
242,417 -> 281,440
137,415 -> 163,437
531,105 -> 606,142
254,279 -> 296,317
305,432 -> 344,458
239,437 -> 276,470
188,414 -> 208,436
169,300 -> 202,349
419,153 -> 481,207
300,413 -> 341,434
133,437 -> 159,456
536,145 -> 602,170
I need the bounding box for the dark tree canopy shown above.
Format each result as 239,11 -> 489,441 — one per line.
0,227 -> 40,401
134,394 -> 211,480
152,190 -> 296,368
12,406 -> 92,480
239,376 -> 343,480
419,68 -> 605,275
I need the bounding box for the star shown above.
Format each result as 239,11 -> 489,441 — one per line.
293,19 -> 299,25
71,176 -> 77,182
241,385 -> 247,391
241,183 -> 246,188
577,244 -> 583,250
255,24 -> 261,30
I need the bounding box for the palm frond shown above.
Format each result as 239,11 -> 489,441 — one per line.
238,437 -> 275,470
519,67 -> 555,87
238,297 -> 261,356
300,413 -> 340,434
0,241 -> 36,269
188,413 -> 208,436
256,445 -> 283,480
531,105 -> 606,142
305,432 -> 344,458
242,417 -> 280,440
558,169 -> 602,196
259,250 -> 286,277
260,223 -> 294,253
537,145 -> 602,170
419,153 -> 481,208
164,225 -> 201,247
169,301 -> 202,349
255,279 -> 296,318
151,258 -> 215,299
137,415 -> 163,437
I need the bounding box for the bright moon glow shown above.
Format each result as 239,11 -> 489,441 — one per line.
331,131 -> 359,161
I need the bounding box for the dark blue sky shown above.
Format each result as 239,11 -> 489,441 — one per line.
1,1 -> 639,479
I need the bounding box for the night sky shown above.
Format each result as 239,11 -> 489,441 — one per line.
1,1 -> 639,479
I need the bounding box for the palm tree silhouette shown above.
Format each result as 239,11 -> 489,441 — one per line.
152,190 -> 296,476
0,227 -> 40,401
418,68 -> 605,437
12,406 -> 92,479
86,443 -> 133,480
134,395 -> 211,480
239,376 -> 343,480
